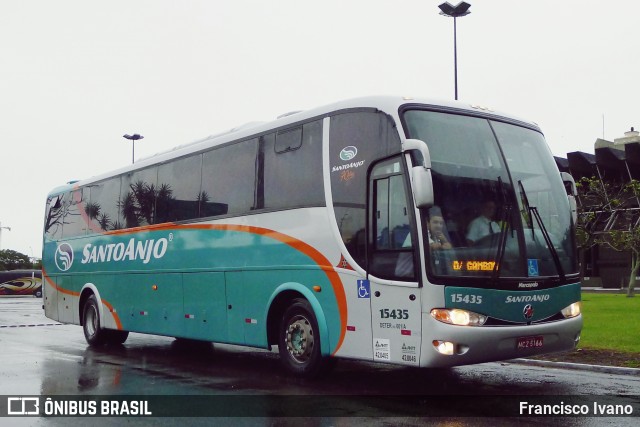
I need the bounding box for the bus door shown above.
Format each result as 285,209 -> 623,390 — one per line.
367,156 -> 422,366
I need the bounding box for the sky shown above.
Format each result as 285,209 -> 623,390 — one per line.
1,0 -> 639,258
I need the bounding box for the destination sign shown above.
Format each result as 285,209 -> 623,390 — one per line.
451,260 -> 497,271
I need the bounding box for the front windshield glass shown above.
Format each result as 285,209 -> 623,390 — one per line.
403,110 -> 578,282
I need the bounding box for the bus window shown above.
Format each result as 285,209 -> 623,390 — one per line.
120,167 -> 158,227
157,155 -> 202,223
61,189 -> 87,238
329,111 -> 400,267
44,195 -> 63,240
263,120 -> 324,210
87,177 -> 122,231
201,139 -> 257,217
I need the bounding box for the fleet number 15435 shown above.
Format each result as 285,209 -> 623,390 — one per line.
450,294 -> 483,304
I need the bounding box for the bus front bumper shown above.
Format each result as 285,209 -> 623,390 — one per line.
419,313 -> 583,368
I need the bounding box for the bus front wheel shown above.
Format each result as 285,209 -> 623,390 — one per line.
278,298 -> 325,377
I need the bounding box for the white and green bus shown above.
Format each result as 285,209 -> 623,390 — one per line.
42,96 -> 582,376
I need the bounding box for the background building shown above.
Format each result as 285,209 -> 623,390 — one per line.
555,128 -> 640,289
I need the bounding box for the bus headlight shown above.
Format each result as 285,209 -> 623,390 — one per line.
430,308 -> 488,326
561,302 -> 581,318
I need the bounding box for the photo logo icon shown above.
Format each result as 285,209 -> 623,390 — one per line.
7,397 -> 40,415
55,243 -> 74,271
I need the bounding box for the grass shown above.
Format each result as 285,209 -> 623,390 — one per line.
579,293 -> 640,353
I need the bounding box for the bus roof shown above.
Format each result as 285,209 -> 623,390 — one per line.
47,96 -> 540,195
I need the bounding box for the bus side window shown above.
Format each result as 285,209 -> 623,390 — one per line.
262,121 -> 324,210
87,177 -> 122,231
157,155 -> 203,223
201,139 -> 257,217
61,189 -> 87,238
120,166 -> 159,228
329,111 -> 400,269
44,195 -> 64,240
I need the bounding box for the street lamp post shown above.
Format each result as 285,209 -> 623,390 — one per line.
0,221 -> 11,250
123,134 -> 144,164
438,1 -> 471,101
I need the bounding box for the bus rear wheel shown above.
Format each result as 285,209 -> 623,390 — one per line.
278,298 -> 326,377
83,295 -> 107,346
82,295 -> 129,345
105,329 -> 129,345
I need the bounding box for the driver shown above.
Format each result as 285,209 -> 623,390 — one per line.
466,199 -> 501,245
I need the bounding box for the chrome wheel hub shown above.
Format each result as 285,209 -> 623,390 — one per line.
285,315 -> 314,363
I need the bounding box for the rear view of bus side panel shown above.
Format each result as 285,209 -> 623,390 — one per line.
43,275 -> 59,322
55,275 -> 76,324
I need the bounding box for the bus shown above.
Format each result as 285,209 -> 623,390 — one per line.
0,270 -> 42,297
42,96 -> 582,376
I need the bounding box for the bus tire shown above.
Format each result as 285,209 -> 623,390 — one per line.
278,298 -> 325,377
105,329 -> 129,345
82,295 -> 107,346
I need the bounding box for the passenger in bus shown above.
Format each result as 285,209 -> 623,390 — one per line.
427,206 -> 453,251
426,206 -> 454,275
466,199 -> 501,246
392,206 -> 455,277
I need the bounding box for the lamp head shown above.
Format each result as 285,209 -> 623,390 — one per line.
438,1 -> 471,18
123,134 -> 144,141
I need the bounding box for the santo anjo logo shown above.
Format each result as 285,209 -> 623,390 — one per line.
55,243 -> 74,271
523,304 -> 534,320
339,146 -> 358,161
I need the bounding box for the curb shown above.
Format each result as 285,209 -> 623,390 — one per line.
509,358 -> 640,376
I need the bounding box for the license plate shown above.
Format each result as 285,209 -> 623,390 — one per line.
516,335 -> 544,350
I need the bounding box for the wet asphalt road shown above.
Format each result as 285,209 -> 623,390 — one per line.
0,297 -> 638,426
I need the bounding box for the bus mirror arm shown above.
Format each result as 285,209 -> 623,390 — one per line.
560,172 -> 578,224
403,139 -> 431,169
560,172 -> 577,196
403,139 -> 434,209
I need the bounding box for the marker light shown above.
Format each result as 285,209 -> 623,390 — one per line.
561,302 -> 581,318
430,308 -> 487,326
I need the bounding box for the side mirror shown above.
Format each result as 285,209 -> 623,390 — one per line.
403,139 -> 434,209
560,172 -> 577,196
560,172 -> 578,224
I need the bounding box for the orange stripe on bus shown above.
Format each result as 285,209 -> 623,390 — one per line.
101,299 -> 123,330
49,222 -> 348,354
42,268 -> 123,330
42,268 -> 79,297
180,223 -> 348,355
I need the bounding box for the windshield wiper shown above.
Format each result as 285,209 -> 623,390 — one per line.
517,180 -> 566,281
518,180 -> 534,233
491,177 -> 512,283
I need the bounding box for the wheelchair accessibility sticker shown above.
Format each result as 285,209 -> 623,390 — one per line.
357,280 -> 370,299
527,259 -> 539,277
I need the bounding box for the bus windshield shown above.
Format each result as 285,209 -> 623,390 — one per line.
403,110 -> 578,282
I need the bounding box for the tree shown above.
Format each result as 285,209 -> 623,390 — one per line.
576,177 -> 640,297
0,249 -> 33,271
